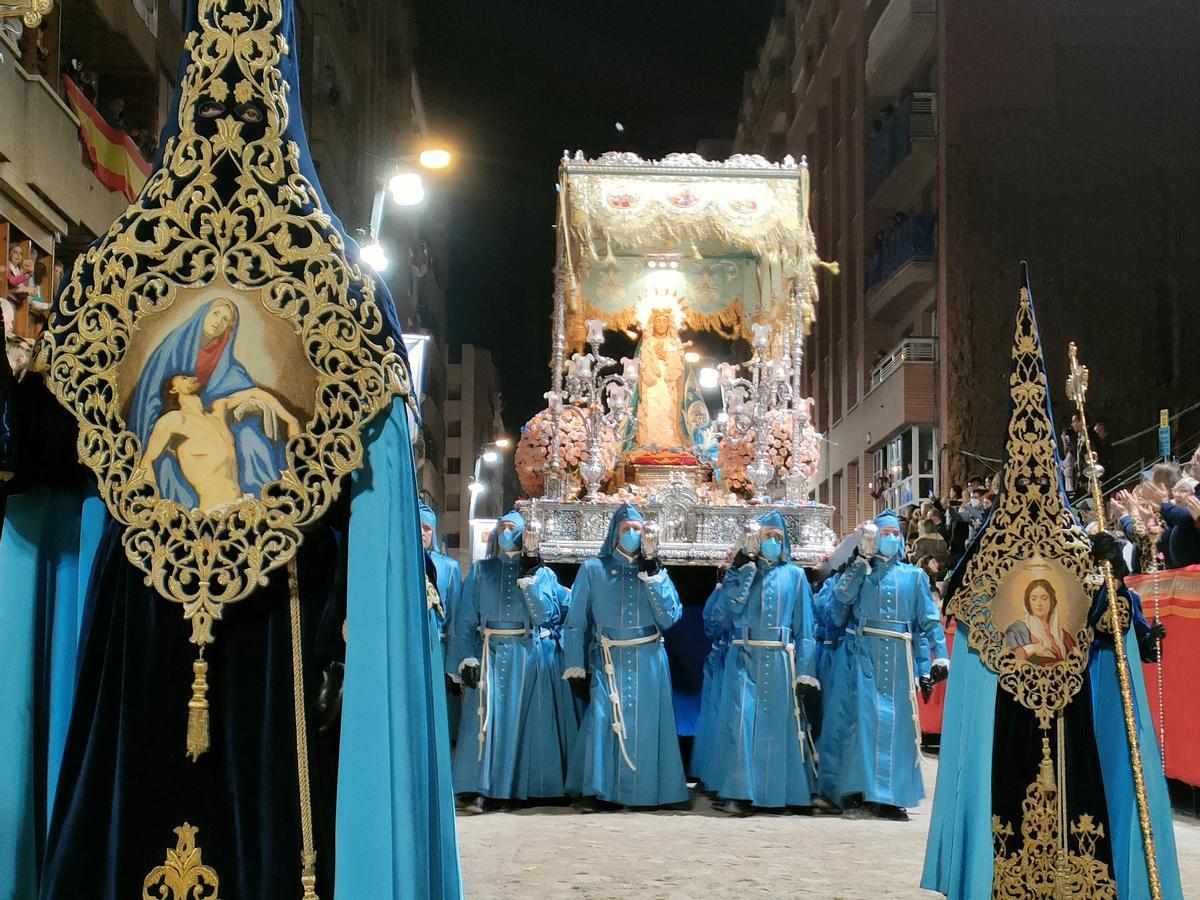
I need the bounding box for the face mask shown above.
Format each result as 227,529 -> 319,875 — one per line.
618,529 -> 641,554
498,529 -> 519,551
760,537 -> 783,561
879,534 -> 902,558
969,498 -> 981,509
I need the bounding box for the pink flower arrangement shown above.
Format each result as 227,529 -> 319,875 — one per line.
515,406 -> 620,498
716,412 -> 822,498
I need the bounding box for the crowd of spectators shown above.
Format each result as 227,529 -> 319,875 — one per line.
64,58 -> 159,160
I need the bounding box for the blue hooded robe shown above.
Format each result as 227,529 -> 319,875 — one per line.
446,510 -> 567,799
422,502 -> 463,744
690,583 -> 731,787
706,510 -> 818,807
564,503 -> 688,807
828,509 -> 947,809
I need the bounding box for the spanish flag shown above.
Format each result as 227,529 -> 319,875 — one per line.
62,77 -> 152,202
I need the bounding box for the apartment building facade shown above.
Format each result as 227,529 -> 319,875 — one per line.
735,0 -> 1200,533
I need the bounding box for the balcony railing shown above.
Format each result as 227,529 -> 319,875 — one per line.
867,213 -> 936,290
866,91 -> 937,196
869,336 -> 937,390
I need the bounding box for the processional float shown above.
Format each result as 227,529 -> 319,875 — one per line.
516,151 -> 838,566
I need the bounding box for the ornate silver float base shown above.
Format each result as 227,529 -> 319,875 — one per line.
516,494 -> 836,567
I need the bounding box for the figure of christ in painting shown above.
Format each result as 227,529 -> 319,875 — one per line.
137,373 -> 300,511
128,296 -> 303,509
1003,577 -> 1077,665
635,307 -> 693,450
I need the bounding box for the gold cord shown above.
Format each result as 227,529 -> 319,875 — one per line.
1068,342 -> 1162,900
287,559 -> 319,900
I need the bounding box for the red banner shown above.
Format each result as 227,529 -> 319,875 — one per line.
1127,566 -> 1200,788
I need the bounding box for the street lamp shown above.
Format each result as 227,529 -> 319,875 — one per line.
385,146 -> 454,208
418,148 -> 453,170
494,436 -> 512,449
360,239 -> 389,272
387,171 -> 426,207
468,440 -> 509,520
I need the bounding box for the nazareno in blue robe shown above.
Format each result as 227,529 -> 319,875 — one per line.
920,591 -> 1182,899
827,517 -> 948,810
921,268 -> 1179,898
564,503 -> 689,807
0,2 -> 460,896
446,510 -> 568,799
690,582 -> 730,787
706,510 -> 819,807
422,502 -> 464,745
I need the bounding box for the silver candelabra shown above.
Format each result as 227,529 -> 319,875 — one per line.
713,322 -> 794,503
564,319 -> 638,502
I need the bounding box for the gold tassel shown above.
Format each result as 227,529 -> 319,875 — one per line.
301,853 -> 318,900
186,653 -> 210,762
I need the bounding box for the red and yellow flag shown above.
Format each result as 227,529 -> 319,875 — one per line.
62,77 -> 152,202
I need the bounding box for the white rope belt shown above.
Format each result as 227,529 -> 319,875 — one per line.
599,630 -> 661,772
476,626 -> 529,762
736,638 -> 809,761
861,625 -> 923,757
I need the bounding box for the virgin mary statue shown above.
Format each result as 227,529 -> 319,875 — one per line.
630,305 -> 711,454
129,296 -> 290,507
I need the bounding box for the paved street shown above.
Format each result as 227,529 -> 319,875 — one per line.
457,758 -> 1200,898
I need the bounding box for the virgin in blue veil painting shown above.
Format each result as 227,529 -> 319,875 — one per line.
128,296 -> 298,509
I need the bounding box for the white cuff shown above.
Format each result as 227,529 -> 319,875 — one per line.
637,569 -> 666,584
458,657 -> 480,676
794,675 -> 820,690
516,575 -> 537,590
931,658 -> 950,668
562,667 -> 587,680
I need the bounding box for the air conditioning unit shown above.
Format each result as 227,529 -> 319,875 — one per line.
911,92 -> 938,138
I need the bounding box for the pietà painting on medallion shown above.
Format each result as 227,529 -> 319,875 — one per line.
0,1 -> 461,898
920,266 -> 1182,899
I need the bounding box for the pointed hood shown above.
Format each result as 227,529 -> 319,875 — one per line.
485,510 -> 526,559
757,509 -> 792,562
419,501 -> 442,552
599,503 -> 644,559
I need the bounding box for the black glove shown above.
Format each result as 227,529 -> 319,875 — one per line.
1090,531 -> 1123,565
919,676 -> 934,702
732,549 -> 753,569
315,660 -> 344,733
1140,622 -> 1167,663
639,553 -> 661,576
519,552 -> 543,578
929,662 -> 949,685
460,663 -> 481,690
568,675 -> 590,704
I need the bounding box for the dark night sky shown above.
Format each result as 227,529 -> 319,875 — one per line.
412,0 -> 775,435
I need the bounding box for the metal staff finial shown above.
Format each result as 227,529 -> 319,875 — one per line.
1067,342 -> 1163,900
